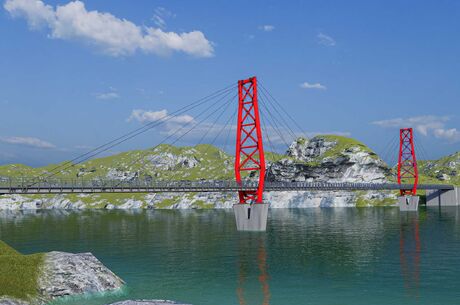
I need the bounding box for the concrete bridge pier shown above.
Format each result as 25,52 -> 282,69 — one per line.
398,196 -> 419,212
426,187 -> 459,207
233,203 -> 269,231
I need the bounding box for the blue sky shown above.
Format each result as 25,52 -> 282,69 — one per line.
1,0 -> 459,166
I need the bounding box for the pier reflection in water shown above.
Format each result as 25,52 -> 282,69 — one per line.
237,235 -> 270,305
399,213 -> 421,297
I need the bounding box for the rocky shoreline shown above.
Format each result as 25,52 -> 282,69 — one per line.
1,251 -> 123,305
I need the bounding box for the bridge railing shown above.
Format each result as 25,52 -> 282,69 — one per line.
0,177 -> 454,193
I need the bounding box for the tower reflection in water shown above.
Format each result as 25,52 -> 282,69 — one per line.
237,235 -> 271,305
400,213 -> 421,297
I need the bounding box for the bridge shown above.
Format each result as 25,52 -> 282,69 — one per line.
0,179 -> 454,195
1,76 -> 458,230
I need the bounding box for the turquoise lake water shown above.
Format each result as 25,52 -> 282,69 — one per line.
1,207 -> 460,305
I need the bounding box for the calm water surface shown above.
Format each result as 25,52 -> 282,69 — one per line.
1,207 -> 460,305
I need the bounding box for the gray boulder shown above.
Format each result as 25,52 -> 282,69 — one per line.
39,251 -> 124,300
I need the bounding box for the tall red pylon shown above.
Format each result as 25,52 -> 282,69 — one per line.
397,128 -> 419,196
235,76 -> 266,204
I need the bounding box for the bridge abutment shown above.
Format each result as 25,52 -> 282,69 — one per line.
398,196 -> 419,212
233,203 -> 269,231
426,187 -> 459,207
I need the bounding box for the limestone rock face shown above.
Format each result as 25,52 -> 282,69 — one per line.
287,137 -> 335,162
147,153 -> 199,170
39,251 -> 124,300
107,168 -> 138,181
107,301 -> 191,305
267,136 -> 390,183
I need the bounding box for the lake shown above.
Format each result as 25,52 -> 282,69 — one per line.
1,207 -> 460,305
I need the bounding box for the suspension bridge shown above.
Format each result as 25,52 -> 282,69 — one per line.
1,76 -> 458,230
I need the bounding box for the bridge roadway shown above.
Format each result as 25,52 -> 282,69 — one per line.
0,178 -> 454,195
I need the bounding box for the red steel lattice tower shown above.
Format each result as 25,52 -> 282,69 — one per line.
397,128 -> 419,196
235,76 -> 266,204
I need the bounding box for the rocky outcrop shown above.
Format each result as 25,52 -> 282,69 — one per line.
39,252 -> 124,300
107,301 -> 191,305
267,136 -> 390,183
147,152 -> 199,171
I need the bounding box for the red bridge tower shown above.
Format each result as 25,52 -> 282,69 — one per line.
397,128 -> 419,196
235,76 -> 266,204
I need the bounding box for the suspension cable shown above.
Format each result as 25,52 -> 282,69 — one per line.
259,96 -> 291,148
36,84 -> 236,178
111,90 -> 236,184
31,85 -> 236,185
258,87 -> 298,140
259,81 -> 308,139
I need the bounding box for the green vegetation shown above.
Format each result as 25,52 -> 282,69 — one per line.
0,241 -> 44,301
318,135 -> 377,159
155,197 -> 177,208
356,194 -> 398,207
0,144 -> 235,182
418,152 -> 460,186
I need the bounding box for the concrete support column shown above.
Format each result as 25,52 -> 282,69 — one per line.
398,195 -> 419,212
233,203 -> 269,231
426,187 -> 459,207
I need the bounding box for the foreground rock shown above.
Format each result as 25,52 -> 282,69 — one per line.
107,301 -> 191,305
39,251 -> 124,300
1,252 -> 123,305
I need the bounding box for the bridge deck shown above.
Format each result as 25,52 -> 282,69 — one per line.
0,179 -> 454,195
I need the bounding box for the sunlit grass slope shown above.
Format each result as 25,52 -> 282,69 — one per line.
0,241 -> 44,301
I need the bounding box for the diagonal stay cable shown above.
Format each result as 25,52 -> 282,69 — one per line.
259,96 -> 291,148
112,90 -> 236,186
200,96 -> 238,155
165,95 -> 237,181
196,94 -> 237,145
259,81 -> 308,139
30,86 -> 236,186
259,104 -> 290,151
261,108 -> 278,159
258,86 -> 298,140
170,97 -> 239,181
222,107 -> 237,155
31,84 -> 236,181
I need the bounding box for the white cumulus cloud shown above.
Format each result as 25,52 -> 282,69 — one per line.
0,136 -> 56,148
317,32 -> 336,47
4,0 -> 214,57
128,109 -> 194,124
372,115 -> 460,143
96,88 -> 119,100
258,25 -> 275,32
300,82 -> 327,90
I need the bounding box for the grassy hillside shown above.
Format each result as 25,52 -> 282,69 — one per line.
0,241 -> 44,301
418,152 -> 460,186
0,144 -> 235,181
318,135 -> 377,159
